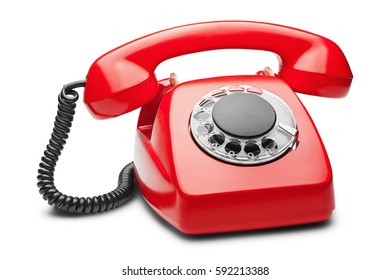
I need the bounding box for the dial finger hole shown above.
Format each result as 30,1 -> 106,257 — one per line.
262,138 -> 278,150
194,111 -> 210,121
208,133 -> 225,147
199,99 -> 215,108
212,91 -> 227,98
196,123 -> 213,135
225,140 -> 241,155
244,142 -> 261,157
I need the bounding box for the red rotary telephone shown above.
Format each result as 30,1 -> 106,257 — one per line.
37,21 -> 353,234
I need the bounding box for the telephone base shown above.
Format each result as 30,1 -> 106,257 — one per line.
134,75 -> 335,234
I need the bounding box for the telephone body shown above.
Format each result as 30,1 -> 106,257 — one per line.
39,21 -> 352,234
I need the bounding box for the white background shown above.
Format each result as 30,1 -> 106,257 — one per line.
1,0 -> 389,279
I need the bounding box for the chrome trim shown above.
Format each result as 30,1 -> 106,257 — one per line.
190,85 -> 298,165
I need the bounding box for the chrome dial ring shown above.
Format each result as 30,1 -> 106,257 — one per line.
190,85 -> 298,165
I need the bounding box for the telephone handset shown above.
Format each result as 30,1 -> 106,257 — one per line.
38,21 -> 352,234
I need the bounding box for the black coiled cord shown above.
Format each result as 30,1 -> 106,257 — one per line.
37,80 -> 135,214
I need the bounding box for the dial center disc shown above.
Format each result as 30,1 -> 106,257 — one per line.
212,93 -> 276,138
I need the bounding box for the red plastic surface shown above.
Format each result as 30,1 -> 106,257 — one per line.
84,21 -> 352,119
134,75 -> 335,234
